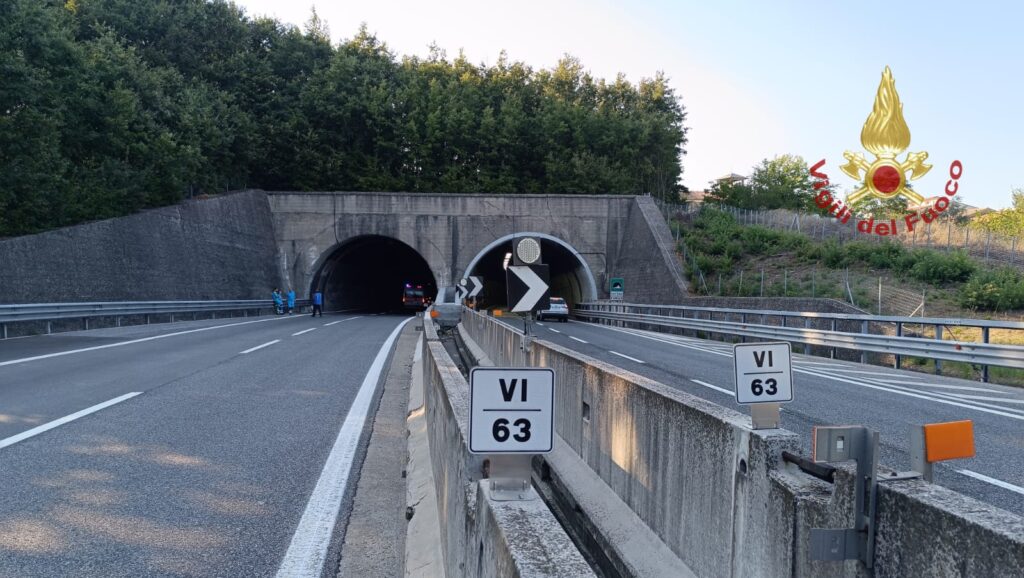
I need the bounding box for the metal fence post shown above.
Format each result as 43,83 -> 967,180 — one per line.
1,323 -> 6,340
935,325 -> 943,375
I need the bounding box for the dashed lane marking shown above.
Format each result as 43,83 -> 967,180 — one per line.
0,392 -> 143,450
240,339 -> 280,354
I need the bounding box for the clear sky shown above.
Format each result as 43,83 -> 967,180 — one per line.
232,0 -> 1023,209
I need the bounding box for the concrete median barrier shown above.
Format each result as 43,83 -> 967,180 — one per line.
420,317 -> 593,577
459,308 -> 1024,577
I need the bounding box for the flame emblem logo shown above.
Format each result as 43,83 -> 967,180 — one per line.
841,67 -> 930,206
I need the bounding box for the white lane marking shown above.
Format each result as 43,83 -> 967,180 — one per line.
0,315 -> 298,368
957,470 -> 1024,496
844,370 -> 921,378
548,328 -> 562,334
945,394 -> 1024,404
324,316 -> 362,327
569,336 -> 588,344
609,351 -> 645,364
536,322 -> 545,326
240,339 -> 280,354
798,367 -> 1024,421
292,328 -> 317,336
0,392 -> 142,450
691,379 -> 733,395
797,361 -> 849,368
598,324 -> 730,357
276,317 -> 412,578
882,381 -> 1003,392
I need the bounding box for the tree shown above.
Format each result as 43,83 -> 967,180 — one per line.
971,189 -> 1024,237
706,155 -> 815,210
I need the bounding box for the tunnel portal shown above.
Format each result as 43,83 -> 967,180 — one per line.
312,236 -> 437,312
466,234 -> 598,310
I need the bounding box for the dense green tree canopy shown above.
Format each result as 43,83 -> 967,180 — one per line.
0,0 -> 687,236
705,154 -> 815,210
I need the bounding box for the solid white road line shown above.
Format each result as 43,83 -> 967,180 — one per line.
276,317 -> 412,578
957,469 -> 1024,496
548,328 -> 562,334
240,339 -> 280,354
324,316 -> 362,327
844,370 -> 921,378
798,367 -> 1024,421
0,315 -> 299,368
883,381 -> 1003,392
536,322 -> 545,326
292,328 -> 317,336
945,394 -> 1024,404
609,351 -> 645,364
0,392 -> 142,450
691,379 -> 733,396
569,336 -> 588,344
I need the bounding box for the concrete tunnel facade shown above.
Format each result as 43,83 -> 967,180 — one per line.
269,192 -> 688,310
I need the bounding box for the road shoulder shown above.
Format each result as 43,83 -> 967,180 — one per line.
336,322 -> 419,576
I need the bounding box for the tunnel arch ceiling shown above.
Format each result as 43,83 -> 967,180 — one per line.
311,235 -> 437,312
465,233 -> 598,308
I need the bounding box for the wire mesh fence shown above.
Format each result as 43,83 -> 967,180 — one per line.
713,205 -> 1024,268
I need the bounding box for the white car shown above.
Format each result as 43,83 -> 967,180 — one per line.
537,297 -> 569,322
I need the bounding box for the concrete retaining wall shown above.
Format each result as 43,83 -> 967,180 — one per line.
421,316 -> 593,577
460,308 -> 1024,577
0,191 -> 282,303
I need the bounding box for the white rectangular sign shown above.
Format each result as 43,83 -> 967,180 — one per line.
733,342 -> 794,405
469,367 -> 554,454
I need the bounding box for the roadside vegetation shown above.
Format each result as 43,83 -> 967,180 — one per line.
677,208 -> 1024,314
1,0 -> 686,237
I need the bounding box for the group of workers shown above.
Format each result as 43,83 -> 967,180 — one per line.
271,288 -> 324,317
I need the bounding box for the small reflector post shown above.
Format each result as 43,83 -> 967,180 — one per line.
923,420 -> 975,463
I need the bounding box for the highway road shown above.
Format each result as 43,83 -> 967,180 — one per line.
0,312 -> 410,577
513,317 -> 1024,517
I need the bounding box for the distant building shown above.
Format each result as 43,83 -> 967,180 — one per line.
680,189 -> 708,204
715,172 -> 749,186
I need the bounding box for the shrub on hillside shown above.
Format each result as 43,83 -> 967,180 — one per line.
908,250 -> 976,283
958,268 -> 1024,310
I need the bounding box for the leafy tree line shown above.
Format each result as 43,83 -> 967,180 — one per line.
1,0 -> 687,237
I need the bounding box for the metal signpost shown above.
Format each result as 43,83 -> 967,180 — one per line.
733,341 -> 793,429
610,277 -> 624,301
469,367 -> 555,500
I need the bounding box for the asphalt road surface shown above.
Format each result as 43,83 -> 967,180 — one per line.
0,312 -> 411,577
510,316 -> 1024,517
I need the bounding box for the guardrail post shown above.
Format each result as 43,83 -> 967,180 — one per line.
935,325 -> 943,375
84,318 -> 89,331
170,313 -> 174,323
895,322 -> 903,369
1,323 -> 6,340
740,313 -> 747,343
982,327 -> 990,383
804,318 -> 811,354
860,320 -> 868,364
116,316 -> 121,327
830,319 -> 837,359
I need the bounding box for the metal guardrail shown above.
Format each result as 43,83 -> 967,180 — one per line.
575,302 -> 1024,381
0,299 -> 311,338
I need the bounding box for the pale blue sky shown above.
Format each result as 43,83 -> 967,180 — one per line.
234,0 -> 1023,208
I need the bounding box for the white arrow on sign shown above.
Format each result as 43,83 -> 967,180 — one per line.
455,285 -> 468,300
508,266 -> 548,312
469,276 -> 483,298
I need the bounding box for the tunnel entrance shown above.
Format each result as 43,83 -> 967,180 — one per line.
312,236 -> 437,313
466,234 -> 598,310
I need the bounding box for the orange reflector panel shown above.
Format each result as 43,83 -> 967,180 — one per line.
924,420 -> 975,463
494,310 -> 503,317
430,310 -> 440,318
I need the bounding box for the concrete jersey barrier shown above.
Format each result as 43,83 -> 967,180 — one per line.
459,308 -> 1024,577
420,317 -> 593,577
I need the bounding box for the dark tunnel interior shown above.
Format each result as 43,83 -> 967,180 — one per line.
313,236 -> 437,313
468,238 -> 591,310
